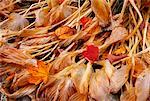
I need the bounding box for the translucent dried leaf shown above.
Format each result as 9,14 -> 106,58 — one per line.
103,60 -> 115,78
71,63 -> 89,94
49,6 -> 72,25
89,69 -> 110,101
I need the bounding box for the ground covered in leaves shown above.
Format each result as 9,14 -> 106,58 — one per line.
0,0 -> 150,101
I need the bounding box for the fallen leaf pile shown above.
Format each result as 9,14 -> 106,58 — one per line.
0,0 -> 150,101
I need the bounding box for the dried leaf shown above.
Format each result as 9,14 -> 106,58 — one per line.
35,8 -> 49,27
89,69 -> 110,101
110,65 -> 130,93
71,63 -> 90,94
27,61 -> 51,85
78,62 -> 92,94
104,27 -> 128,46
49,6 -> 72,25
103,60 -> 115,78
55,26 -> 76,39
91,0 -> 110,26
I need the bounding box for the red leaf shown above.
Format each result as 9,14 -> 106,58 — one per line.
57,0 -> 64,4
82,45 -> 99,62
107,54 -> 127,63
80,17 -> 92,29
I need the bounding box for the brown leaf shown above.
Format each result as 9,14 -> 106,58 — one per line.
104,27 -> 128,46
91,0 -> 110,26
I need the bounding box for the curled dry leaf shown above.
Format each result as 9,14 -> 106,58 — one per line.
0,13 -> 29,31
78,62 -> 92,94
27,61 -> 51,85
135,69 -> 150,101
104,27 -> 128,46
89,69 -> 110,101
55,26 -> 76,39
91,0 -> 110,26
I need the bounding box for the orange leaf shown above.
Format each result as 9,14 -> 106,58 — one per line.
27,61 -> 51,85
55,26 -> 75,39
